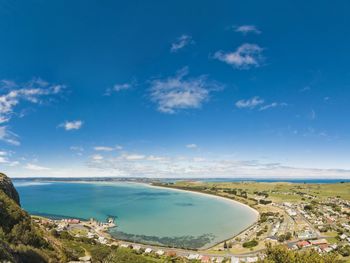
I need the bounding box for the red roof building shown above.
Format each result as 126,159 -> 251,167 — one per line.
297,240 -> 310,248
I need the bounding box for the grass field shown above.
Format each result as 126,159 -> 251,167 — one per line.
169,181 -> 350,202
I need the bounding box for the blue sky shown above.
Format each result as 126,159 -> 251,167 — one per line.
1,0 -> 350,178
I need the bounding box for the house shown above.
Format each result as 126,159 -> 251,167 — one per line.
166,251 -> 176,257
87,232 -> 94,239
297,240 -> 310,249
339,234 -> 347,240
245,256 -> 258,262
120,244 -> 129,248
215,257 -> 224,263
323,247 -> 333,253
98,236 -> 107,244
201,255 -> 211,263
132,245 -> 141,251
188,254 -> 200,260
67,219 -> 80,224
287,242 -> 298,250
144,248 -> 153,254
298,230 -> 316,240
78,256 -> 91,262
155,250 -> 164,256
330,244 -> 338,250
231,257 -> 240,263
310,239 -> 328,246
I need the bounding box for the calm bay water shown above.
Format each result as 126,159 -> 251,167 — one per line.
14,181 -> 257,248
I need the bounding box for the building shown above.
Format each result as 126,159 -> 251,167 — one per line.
310,239 -> 328,246
297,240 -> 310,249
132,245 -> 141,251
201,255 -> 211,263
188,254 -> 200,260
298,230 -> 316,240
144,248 -> 153,254
98,236 -> 107,244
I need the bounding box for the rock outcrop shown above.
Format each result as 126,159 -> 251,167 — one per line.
0,172 -> 20,205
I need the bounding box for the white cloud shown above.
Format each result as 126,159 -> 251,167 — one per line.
0,78 -> 64,144
116,145 -> 123,150
94,146 -> 114,151
0,78 -> 65,125
235,96 -> 264,109
214,43 -> 264,69
170,35 -> 194,52
186,143 -> 198,149
235,25 -> 261,35
60,120 -> 83,131
25,163 -> 50,171
150,67 -> 222,113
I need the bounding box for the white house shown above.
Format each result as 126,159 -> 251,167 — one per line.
144,248 -> 153,254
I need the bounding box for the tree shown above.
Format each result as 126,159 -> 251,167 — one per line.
258,243 -> 341,263
285,232 -> 292,240
242,240 -> 258,248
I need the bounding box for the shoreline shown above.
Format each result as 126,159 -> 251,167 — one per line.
148,183 -> 260,250
24,179 -> 260,251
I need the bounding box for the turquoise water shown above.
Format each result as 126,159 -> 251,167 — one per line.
14,181 -> 257,248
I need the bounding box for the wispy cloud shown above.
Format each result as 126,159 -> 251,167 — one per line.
60,120 -> 83,131
150,67 -> 222,114
94,146 -> 114,151
0,126 -> 20,145
91,154 -> 104,162
235,96 -> 264,109
121,153 -> 146,161
104,82 -> 135,96
309,109 -> 316,120
236,97 -> 287,111
186,143 -> 198,149
259,102 -> 287,111
234,25 -> 261,35
70,146 -> 84,156
87,152 -> 350,179
170,35 -> 194,52
213,43 -> 264,69
25,163 -> 50,171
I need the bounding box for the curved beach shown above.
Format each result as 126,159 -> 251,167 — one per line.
16,180 -> 259,249
148,183 -> 259,218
